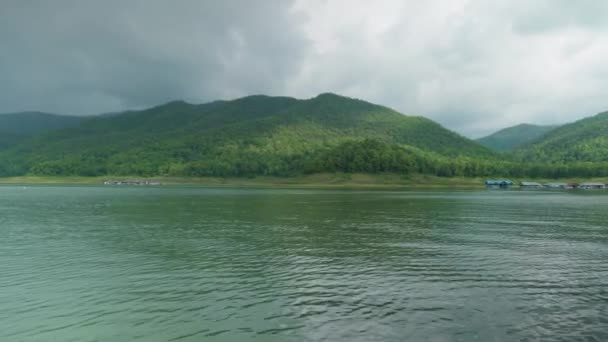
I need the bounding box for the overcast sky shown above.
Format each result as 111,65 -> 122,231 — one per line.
2,0 -> 608,137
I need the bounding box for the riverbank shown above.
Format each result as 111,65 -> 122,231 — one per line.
2,173 -> 608,189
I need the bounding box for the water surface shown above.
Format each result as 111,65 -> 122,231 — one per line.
1,186 -> 607,341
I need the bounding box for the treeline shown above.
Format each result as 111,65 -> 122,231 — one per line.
3,138 -> 608,179
303,139 -> 608,178
512,111 -> 608,163
514,139 -> 608,164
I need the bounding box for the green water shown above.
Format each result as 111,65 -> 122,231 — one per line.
1,186 -> 607,341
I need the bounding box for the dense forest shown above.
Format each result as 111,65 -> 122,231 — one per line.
513,111 -> 608,163
0,94 -> 607,179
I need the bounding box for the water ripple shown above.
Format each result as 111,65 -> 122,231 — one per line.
1,186 -> 607,341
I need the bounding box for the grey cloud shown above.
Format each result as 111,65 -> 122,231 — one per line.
0,0 -> 309,114
511,0 -> 608,34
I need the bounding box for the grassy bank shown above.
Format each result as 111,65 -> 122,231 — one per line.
2,173 -> 608,189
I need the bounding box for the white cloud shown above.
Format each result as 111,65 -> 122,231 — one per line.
290,0 -> 608,136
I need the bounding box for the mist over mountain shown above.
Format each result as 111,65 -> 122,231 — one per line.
0,112 -> 84,150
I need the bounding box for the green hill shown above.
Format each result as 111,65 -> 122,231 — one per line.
477,124 -> 558,151
0,112 -> 84,150
515,110 -> 608,162
0,93 -> 496,177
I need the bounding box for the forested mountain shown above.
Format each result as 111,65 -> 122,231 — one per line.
1,94 -> 607,179
477,124 -> 558,151
515,110 -> 608,162
0,93 -> 497,177
0,112 -> 84,150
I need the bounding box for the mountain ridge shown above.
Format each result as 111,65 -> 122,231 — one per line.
0,93 -> 495,177
3,94 -> 607,179
477,123 -> 559,151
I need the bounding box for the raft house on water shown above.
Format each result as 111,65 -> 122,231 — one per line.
520,181 -> 543,188
485,180 -> 607,190
485,180 -> 514,188
578,182 -> 606,190
103,180 -> 161,186
544,183 -> 577,189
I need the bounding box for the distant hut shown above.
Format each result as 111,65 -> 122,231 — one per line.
578,182 -> 606,190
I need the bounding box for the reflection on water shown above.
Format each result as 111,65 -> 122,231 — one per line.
1,186 -> 607,341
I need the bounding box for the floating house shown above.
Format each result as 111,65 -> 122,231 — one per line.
578,182 -> 606,190
520,181 -> 543,188
485,180 -> 514,188
103,180 -> 161,186
544,183 -> 576,189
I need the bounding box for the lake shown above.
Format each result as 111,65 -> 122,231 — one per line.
1,186 -> 607,341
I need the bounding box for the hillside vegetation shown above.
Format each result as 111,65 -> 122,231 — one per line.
0,94 -> 502,177
477,124 -> 558,151
1,94 -> 607,179
515,111 -> 608,163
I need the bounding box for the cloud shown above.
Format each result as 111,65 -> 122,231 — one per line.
1,0 -> 608,137
290,0 -> 608,136
0,0 -> 310,114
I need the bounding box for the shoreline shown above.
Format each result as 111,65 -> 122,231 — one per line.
1,173 -> 607,189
